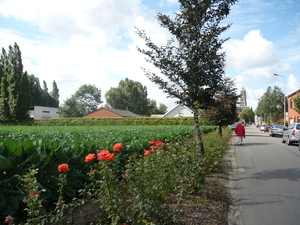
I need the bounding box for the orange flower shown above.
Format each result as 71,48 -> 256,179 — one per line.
144,150 -> 151,156
29,190 -> 39,197
97,150 -> 114,161
90,170 -> 97,173
58,163 -> 70,172
113,143 -> 124,151
154,140 -> 164,147
85,153 -> 96,162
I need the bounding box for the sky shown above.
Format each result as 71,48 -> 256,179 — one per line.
0,0 -> 300,112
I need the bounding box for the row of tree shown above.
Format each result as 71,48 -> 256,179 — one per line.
0,43 -> 168,119
59,79 -> 168,118
0,43 -> 59,120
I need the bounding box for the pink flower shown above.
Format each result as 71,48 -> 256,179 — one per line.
4,215 -> 16,224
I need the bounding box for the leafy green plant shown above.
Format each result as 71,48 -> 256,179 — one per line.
1,125 -> 222,223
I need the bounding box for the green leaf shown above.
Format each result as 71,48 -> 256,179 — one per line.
0,155 -> 10,171
1,195 -> 19,216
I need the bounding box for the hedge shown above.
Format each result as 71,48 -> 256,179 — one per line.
0,117 -> 210,126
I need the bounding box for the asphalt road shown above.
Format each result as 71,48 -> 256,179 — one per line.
234,125 -> 300,225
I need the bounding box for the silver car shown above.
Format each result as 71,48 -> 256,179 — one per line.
282,123 -> 300,145
269,124 -> 285,137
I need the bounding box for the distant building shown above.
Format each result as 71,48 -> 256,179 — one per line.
287,88 -> 300,125
28,106 -> 59,119
238,86 -> 249,111
237,87 -> 250,123
163,104 -> 194,117
84,108 -> 141,118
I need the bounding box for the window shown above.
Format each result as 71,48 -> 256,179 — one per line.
290,99 -> 294,109
42,111 -> 50,113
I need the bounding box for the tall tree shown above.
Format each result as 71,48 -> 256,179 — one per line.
59,84 -> 102,117
149,100 -> 168,114
43,80 -> 48,92
0,43 -> 31,120
105,78 -> 151,115
27,75 -> 58,107
202,76 -> 239,135
28,74 -> 42,106
136,0 -> 237,154
256,86 -> 284,124
51,80 -> 59,107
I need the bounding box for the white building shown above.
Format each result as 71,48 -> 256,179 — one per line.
163,104 -> 194,117
28,106 -> 59,119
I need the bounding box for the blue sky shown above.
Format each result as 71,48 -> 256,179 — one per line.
0,0 -> 299,112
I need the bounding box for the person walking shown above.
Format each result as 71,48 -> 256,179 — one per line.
235,122 -> 246,145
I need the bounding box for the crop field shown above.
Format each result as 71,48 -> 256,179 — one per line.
0,125 -> 220,222
0,125 -> 200,217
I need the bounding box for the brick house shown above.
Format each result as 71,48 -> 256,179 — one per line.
287,88 -> 300,125
84,108 -> 140,118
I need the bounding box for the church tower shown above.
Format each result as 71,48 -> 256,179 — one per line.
239,86 -> 247,108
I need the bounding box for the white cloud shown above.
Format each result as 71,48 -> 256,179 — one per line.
224,30 -> 277,71
287,74 -> 300,93
0,0 -> 179,110
246,88 -> 265,110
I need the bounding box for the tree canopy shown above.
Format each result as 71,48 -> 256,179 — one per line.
105,78 -> 153,116
241,108 -> 255,124
256,86 -> 285,124
0,43 -> 31,120
203,76 -> 239,135
59,84 -> 102,117
136,0 -> 237,154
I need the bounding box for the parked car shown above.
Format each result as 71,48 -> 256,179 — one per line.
230,124 -> 237,131
259,125 -> 266,131
264,125 -> 270,132
269,124 -> 285,137
282,123 -> 300,145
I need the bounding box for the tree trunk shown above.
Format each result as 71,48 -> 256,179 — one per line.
218,125 -> 223,136
193,111 -> 204,156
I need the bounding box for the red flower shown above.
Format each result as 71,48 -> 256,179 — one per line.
29,190 -> 39,197
58,164 -> 70,172
97,150 -> 114,161
144,150 -> 151,156
85,153 -> 96,162
150,145 -> 157,150
154,140 -> 164,147
113,143 -> 124,151
149,139 -> 156,144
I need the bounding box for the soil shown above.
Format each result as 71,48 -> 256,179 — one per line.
175,137 -> 241,225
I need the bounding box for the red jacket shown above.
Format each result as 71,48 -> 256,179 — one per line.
235,124 -> 245,136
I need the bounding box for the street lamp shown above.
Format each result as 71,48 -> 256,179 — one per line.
273,73 -> 286,127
